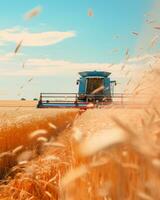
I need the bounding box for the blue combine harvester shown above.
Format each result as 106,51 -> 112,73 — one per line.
37,71 -> 117,109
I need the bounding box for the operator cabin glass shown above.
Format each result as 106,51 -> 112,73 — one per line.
78,71 -> 115,102
86,78 -> 104,95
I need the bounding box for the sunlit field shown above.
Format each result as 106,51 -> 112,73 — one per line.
0,66 -> 159,200
0,103 -> 78,179
0,1 -> 160,199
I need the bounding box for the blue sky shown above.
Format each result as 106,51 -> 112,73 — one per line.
0,0 -> 158,99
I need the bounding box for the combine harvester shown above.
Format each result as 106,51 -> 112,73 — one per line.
37,71 -> 126,109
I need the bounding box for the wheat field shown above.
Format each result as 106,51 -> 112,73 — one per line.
0,67 -> 159,200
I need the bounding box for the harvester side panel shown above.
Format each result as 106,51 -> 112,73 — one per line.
104,78 -> 111,96
79,78 -> 86,94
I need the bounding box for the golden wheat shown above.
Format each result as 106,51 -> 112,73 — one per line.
0,65 -> 160,199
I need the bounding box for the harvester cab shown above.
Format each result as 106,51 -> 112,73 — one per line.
37,71 -> 116,109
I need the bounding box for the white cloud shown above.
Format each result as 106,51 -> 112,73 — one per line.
127,54 -> 156,63
0,52 -> 23,61
0,58 -> 113,76
0,56 -> 147,78
0,54 -> 155,93
0,27 -> 75,46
